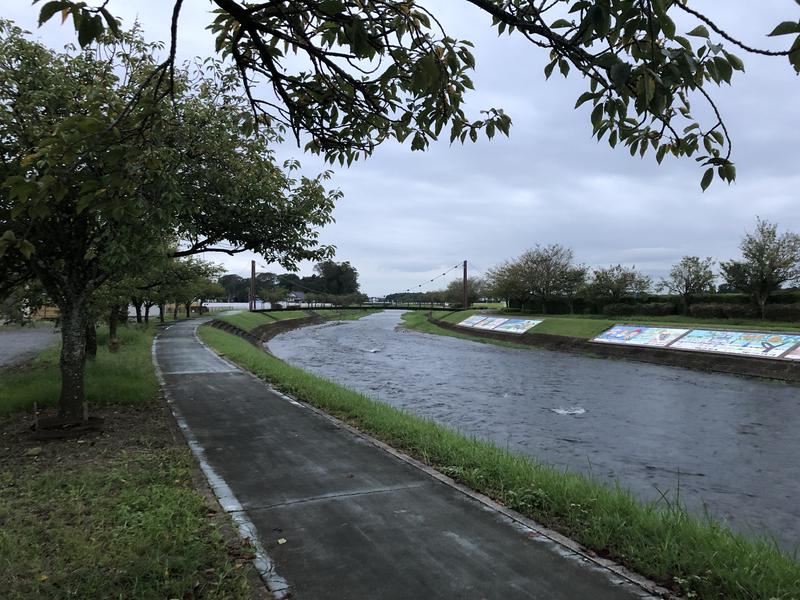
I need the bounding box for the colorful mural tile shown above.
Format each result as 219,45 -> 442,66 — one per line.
671,329 -> 800,358
458,315 -> 489,328
493,319 -> 542,334
592,325 -> 689,347
784,345 -> 800,360
473,317 -> 509,330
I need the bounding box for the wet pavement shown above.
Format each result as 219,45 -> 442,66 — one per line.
156,318 -> 658,599
0,324 -> 56,369
269,310 -> 800,551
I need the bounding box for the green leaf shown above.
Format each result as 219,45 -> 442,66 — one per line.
19,239 -> 35,259
723,50 -> 745,72
660,15 -> 676,38
700,167 -> 713,191
686,25 -> 710,38
551,19 -> 572,29
590,103 -> 604,129
768,21 -> 800,37
574,91 -> 596,108
544,58 -> 557,79
609,62 -> 632,86
38,1 -> 66,26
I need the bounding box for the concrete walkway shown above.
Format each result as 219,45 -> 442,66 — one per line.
154,319 -> 660,600
0,323 -> 56,369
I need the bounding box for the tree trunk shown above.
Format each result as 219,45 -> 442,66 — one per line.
85,321 -> 97,360
108,304 -> 119,342
158,301 -> 166,323
758,294 -> 767,320
143,303 -> 151,323
131,298 -> 143,323
173,302 -> 179,320
58,299 -> 88,421
184,301 -> 191,318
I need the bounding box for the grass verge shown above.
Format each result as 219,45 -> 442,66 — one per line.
0,326 -> 158,416
199,324 -> 800,600
0,325 -> 251,599
217,307 -> 379,333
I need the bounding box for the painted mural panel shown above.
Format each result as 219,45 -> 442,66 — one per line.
493,319 -> 542,334
458,315 -> 489,328
785,345 -> 800,360
592,325 -> 689,347
473,317 -> 509,330
670,329 -> 800,358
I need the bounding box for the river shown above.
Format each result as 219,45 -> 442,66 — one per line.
268,310 -> 800,550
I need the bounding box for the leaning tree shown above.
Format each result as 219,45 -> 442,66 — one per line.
0,23 -> 338,422
37,0 -> 800,188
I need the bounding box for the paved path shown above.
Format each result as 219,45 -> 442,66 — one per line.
155,319 -> 659,600
0,324 -> 56,369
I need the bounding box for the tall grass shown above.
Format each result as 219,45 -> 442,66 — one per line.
200,325 -> 800,600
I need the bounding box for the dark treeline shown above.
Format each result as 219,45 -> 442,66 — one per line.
390,219 -> 800,321
218,260 -> 364,306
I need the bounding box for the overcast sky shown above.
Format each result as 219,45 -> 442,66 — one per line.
6,1 -> 799,296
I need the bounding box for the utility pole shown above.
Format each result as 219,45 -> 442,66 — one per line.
462,259 -> 468,309
250,260 -> 256,311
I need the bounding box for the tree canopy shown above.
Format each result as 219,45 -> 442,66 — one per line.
37,0 -> 800,187
0,22 -> 339,420
721,219 -> 800,319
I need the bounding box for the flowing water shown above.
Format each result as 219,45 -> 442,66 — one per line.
269,310 -> 800,550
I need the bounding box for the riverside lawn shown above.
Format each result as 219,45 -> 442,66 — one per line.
200,321 -> 800,600
0,325 -> 252,599
404,309 -> 800,341
216,308 -> 381,333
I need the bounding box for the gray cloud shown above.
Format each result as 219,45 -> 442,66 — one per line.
6,2 -> 799,296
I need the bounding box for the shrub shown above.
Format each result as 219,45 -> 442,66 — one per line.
602,302 -> 676,317
764,303 -> 800,322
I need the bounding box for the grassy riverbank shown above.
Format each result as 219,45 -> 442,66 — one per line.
407,309 -> 800,342
0,325 -> 251,599
199,323 -> 800,600
217,307 -> 380,333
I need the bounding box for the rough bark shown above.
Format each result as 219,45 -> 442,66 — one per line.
58,298 -> 88,421
131,298 -> 143,323
158,301 -> 166,323
108,304 -> 119,341
85,321 -> 97,360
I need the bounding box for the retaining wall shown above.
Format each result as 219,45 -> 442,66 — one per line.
429,316 -> 800,383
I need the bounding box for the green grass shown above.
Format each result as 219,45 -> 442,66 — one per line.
0,326 -> 158,416
416,310 -> 800,341
0,325 -> 251,599
313,308 -> 382,321
0,447 -> 249,599
216,310 -> 311,332
217,308 -> 379,333
401,311 -> 531,349
200,324 -> 800,600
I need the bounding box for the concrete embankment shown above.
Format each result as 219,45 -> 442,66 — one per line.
429,316 -> 800,382
207,313 -> 324,347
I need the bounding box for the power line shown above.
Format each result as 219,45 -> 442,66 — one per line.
398,263 -> 462,294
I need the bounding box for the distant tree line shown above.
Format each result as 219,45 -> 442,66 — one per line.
216,260 -> 364,306
384,219 -> 800,321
